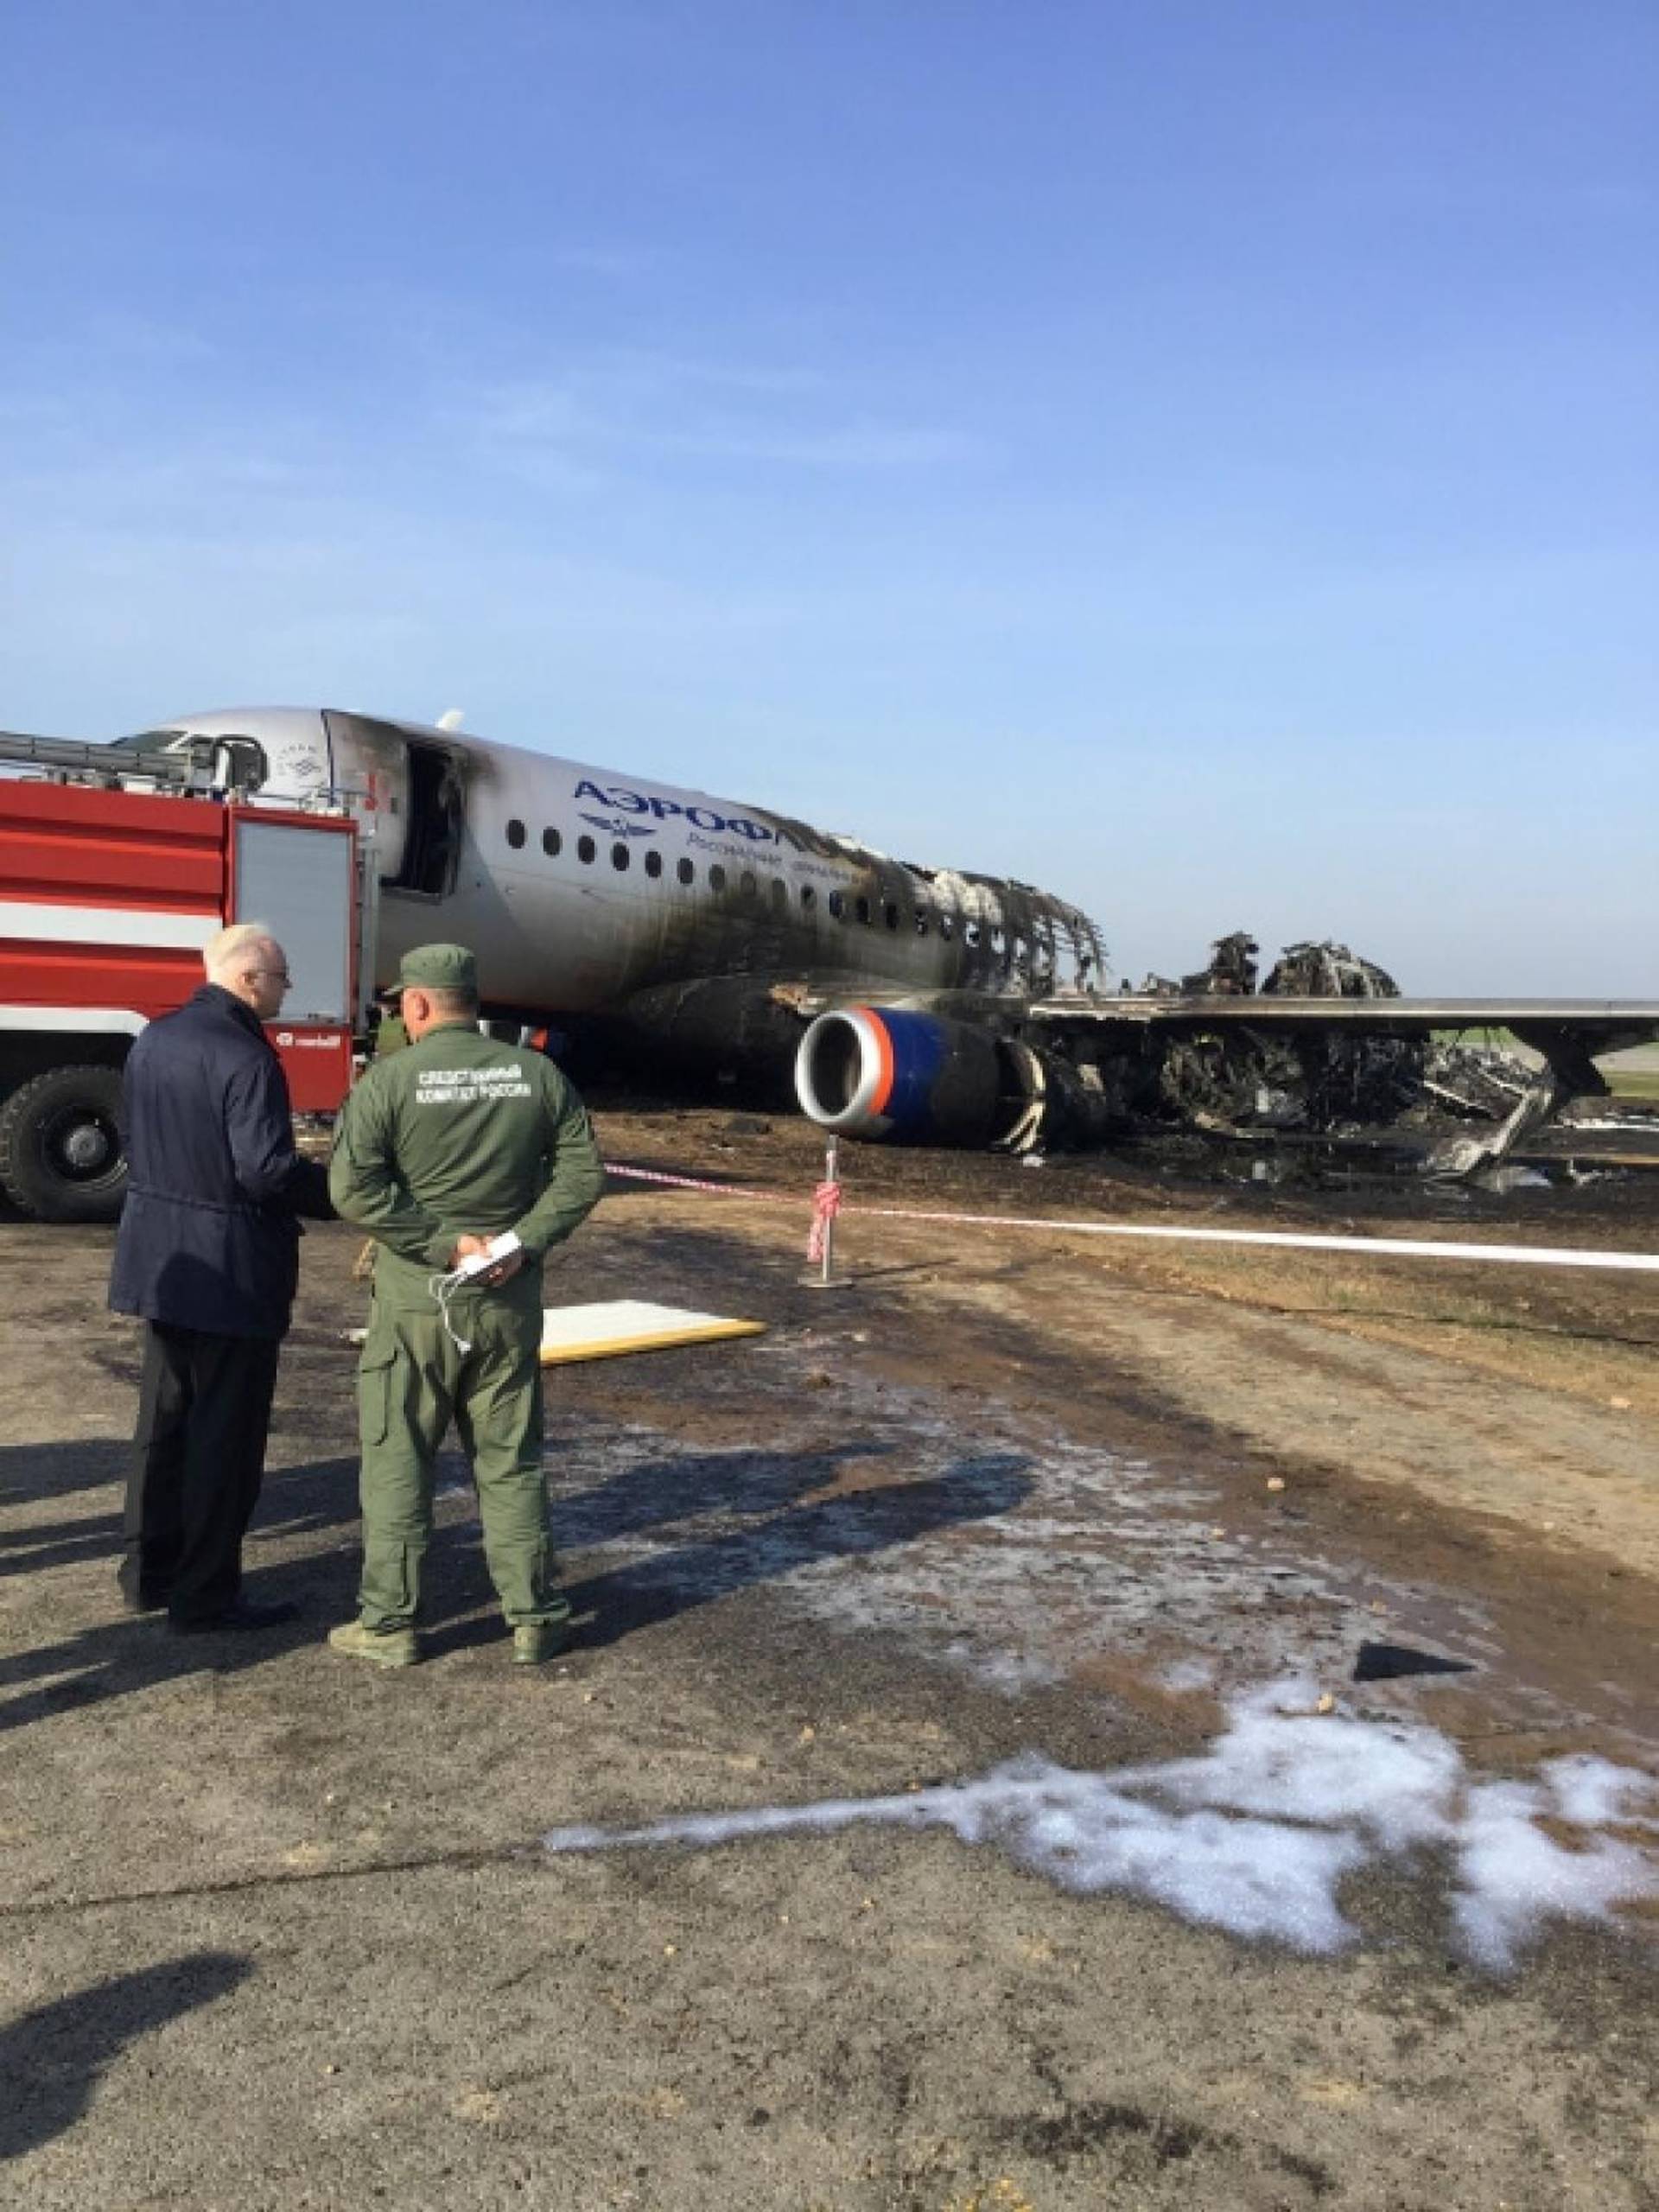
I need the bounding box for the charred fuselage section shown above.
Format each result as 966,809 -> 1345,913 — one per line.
1143,935 -> 1427,1134
116,712 -> 1658,1172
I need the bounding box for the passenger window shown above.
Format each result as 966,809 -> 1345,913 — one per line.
915,910 -> 930,936
855,895 -> 870,925
801,885 -> 817,910
965,920 -> 982,948
771,877 -> 787,908
612,842 -> 630,871
828,890 -> 845,920
884,901 -> 899,931
677,857 -> 694,886
740,870 -> 757,898
506,818 -> 526,850
709,864 -> 727,892
939,913 -> 954,940
645,849 -> 663,879
577,835 -> 596,864
542,826 -> 562,857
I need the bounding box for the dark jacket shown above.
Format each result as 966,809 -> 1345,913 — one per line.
110,984 -> 334,1339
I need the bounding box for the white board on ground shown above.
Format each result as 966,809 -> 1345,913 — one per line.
539,1300 -> 766,1367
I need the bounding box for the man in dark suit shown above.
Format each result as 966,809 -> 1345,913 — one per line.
110,922 -> 334,1633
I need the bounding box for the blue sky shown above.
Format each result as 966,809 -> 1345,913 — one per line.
3,2 -> 1653,991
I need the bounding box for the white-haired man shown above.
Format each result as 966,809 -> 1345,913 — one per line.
109,923 -> 333,1632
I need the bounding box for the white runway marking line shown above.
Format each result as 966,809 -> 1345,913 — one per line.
543,1679 -> 1659,1974
601,1160 -> 1659,1271
849,1208 -> 1659,1274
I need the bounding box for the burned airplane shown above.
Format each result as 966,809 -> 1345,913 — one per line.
89,709 -> 1659,1166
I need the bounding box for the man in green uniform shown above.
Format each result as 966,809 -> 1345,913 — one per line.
327,944 -> 605,1669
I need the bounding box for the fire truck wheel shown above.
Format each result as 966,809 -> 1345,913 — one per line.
0,1066 -> 129,1224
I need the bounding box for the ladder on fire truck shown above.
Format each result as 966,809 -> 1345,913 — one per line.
0,726 -> 269,796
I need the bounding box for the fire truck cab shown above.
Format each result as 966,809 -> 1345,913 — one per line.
0,729 -> 373,1223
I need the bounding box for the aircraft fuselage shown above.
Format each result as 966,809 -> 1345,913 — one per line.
118,708 -> 1108,1026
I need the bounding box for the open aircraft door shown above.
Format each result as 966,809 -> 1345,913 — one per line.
321,713 -> 464,898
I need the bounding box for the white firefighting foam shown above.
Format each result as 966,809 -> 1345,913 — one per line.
543,1679 -> 1659,1973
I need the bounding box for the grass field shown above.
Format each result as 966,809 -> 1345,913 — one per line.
1602,1051 -> 1659,1102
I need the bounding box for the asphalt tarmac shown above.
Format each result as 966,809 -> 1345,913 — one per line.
2,1109 -> 1656,2209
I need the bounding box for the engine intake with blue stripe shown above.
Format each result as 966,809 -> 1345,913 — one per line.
794,1007 -> 1028,1144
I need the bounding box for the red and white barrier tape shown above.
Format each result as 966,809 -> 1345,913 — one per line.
602,1161 -> 1659,1274
603,1161 -> 770,1199
604,1160 -> 835,1262
806,1179 -> 842,1265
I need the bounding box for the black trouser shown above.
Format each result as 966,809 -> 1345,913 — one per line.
120,1324 -> 283,1624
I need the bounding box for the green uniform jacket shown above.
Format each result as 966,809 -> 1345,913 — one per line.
329,1021 -> 605,1312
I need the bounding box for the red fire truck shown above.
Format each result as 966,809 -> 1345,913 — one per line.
0,729 -> 375,1222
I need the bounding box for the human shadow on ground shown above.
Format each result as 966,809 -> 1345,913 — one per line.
0,1952 -> 251,2162
423,1441 -> 1033,1656
0,1441 -> 128,1581
0,1439 -> 130,1512
4,1427 -> 1033,1680
0,1510 -> 124,1579
419,1440 -> 890,1655
0,1454 -> 362,1738
0,1440 -> 356,1573
551,1440 -> 897,1548
564,1450 -> 1032,1649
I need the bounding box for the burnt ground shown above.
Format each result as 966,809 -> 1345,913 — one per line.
1,1104 -> 1656,2210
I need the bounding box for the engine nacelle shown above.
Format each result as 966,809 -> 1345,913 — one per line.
794,1007 -> 1028,1144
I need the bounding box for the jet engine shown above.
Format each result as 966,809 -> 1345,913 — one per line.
794,1007 -> 1034,1145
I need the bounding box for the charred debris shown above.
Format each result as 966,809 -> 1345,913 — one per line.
1143,931 -> 1428,1134
1032,931 -> 1628,1180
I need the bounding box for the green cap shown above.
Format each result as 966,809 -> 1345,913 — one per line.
385,942 -> 478,997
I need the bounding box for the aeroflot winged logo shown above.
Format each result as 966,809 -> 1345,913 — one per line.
571,779 -> 786,848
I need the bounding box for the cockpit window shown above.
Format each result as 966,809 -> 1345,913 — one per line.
111,729 -> 186,750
